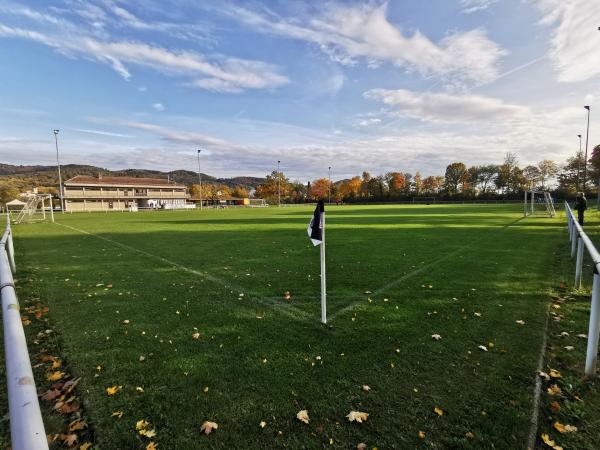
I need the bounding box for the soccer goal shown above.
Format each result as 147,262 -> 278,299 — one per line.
11,194 -> 54,224
524,190 -> 555,217
412,197 -> 436,204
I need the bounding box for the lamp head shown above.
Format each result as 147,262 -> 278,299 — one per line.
584,105 -> 590,110
53,129 -> 59,135
197,149 -> 201,153
578,134 -> 582,138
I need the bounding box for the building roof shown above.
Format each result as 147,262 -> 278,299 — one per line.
64,175 -> 186,188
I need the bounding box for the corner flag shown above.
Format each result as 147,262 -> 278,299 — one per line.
307,200 -> 327,323
307,200 -> 324,246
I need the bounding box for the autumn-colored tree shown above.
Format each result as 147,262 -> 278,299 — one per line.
231,186 -> 249,198
413,172 -> 422,195
255,171 -> 292,204
385,172 -> 406,196
422,176 -> 438,194
337,177 -> 361,200
309,178 -> 331,200
444,162 -> 468,194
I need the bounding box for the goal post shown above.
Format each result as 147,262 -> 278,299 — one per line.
11,194 -> 55,224
524,190 -> 555,217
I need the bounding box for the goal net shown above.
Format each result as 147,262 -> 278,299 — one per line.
412,197 -> 436,204
11,194 -> 54,224
524,191 -> 555,217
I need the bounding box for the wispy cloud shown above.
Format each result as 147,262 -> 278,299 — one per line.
152,103 -> 165,112
535,0 -> 600,83
459,0 -> 499,14
211,2 -> 506,89
0,5 -> 289,93
72,128 -> 134,138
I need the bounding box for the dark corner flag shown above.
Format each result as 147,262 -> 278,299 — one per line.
307,200 -> 326,323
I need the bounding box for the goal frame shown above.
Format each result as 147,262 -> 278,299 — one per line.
524,190 -> 555,218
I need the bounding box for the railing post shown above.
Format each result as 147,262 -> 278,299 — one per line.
575,237 -> 584,288
585,270 -> 600,377
571,226 -> 578,257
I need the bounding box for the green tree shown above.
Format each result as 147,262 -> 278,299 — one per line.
444,162 -> 468,194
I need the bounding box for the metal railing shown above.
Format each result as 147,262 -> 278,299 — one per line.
565,202 -> 600,377
0,215 -> 48,449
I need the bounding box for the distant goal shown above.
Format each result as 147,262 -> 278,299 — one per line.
412,197 -> 436,204
10,194 -> 55,224
524,190 -> 555,217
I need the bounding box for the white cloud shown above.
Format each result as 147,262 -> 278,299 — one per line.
0,10 -> 288,93
535,0 -> 600,82
72,128 -> 134,138
215,2 -> 506,88
364,88 -> 530,123
460,0 -> 498,14
355,118 -> 382,127
152,103 -> 165,112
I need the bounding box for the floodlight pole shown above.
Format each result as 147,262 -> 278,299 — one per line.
328,166 -> 331,204
277,160 -> 281,207
583,106 -> 591,191
53,129 -> 64,213
577,134 -> 582,192
197,149 -> 202,210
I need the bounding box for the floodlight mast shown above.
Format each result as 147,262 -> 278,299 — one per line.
197,149 -> 202,210
328,166 -> 331,204
583,106 -> 591,191
577,134 -> 582,192
277,160 -> 281,207
53,129 -> 64,213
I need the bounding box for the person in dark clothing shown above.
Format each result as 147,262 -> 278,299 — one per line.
574,192 -> 587,225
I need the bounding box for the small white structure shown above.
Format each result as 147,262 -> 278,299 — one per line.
5,199 -> 26,212
524,190 -> 555,217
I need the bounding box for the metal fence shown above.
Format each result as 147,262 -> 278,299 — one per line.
1,215 -> 48,449
564,202 -> 600,377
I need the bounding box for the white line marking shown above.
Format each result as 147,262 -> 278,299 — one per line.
55,222 -> 312,321
527,301 -> 551,449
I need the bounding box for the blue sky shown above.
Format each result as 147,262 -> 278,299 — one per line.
0,0 -> 599,180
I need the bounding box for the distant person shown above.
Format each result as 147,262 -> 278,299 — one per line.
574,192 -> 587,225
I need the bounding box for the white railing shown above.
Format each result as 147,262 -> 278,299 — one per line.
0,215 -> 48,449
565,202 -> 600,377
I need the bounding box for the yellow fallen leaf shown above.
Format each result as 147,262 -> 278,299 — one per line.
111,410 -> 123,418
549,369 -> 561,379
516,320 -> 525,325
465,431 -> 475,439
346,411 -> 369,423
140,428 -> 156,438
362,385 -> 371,392
146,443 -> 158,450
203,386 -> 209,393
136,419 -> 150,431
136,386 -> 144,393
192,332 -> 200,340
46,371 -> 64,382
553,422 -> 577,433
200,420 -> 218,435
547,385 -> 562,396
80,443 -> 92,450
296,409 -> 310,424
434,407 -> 444,416
68,419 -> 87,432
418,431 -> 425,439
259,421 -> 267,428
51,359 -> 62,369
541,433 -> 563,450
106,385 -> 121,396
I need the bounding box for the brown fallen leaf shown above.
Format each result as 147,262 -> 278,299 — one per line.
200,420 -> 218,435
549,401 -> 561,413
68,419 -> 87,432
41,389 -> 62,401
60,433 -> 78,447
418,431 -> 426,439
465,431 -> 475,439
58,401 -> 80,414
547,385 -> 562,396
346,411 -> 369,423
296,410 -> 310,424
146,443 -> 158,450
63,378 -> 81,395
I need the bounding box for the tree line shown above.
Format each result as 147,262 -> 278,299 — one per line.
253,146 -> 600,204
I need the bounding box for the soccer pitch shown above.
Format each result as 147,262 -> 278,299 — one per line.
4,204 -> 566,448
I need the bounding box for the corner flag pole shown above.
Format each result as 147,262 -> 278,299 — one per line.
320,208 -> 327,324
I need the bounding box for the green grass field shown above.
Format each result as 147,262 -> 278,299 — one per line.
2,203 -> 597,449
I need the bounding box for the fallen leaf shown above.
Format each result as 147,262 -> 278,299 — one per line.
296,410 -> 310,424
80,443 -> 92,450
259,421 -> 267,428
553,422 -> 577,433
146,443 -> 158,450
465,431 -> 475,439
41,389 -> 62,401
434,407 -> 444,416
361,385 -> 371,392
564,346 -> 574,351
46,371 -> 65,382
51,359 -> 62,369
539,371 -> 550,381
111,410 -> 123,418
136,419 -> 150,431
68,419 -> 87,432
61,433 -> 78,447
192,332 -> 200,340
431,334 -> 442,341
549,369 -> 561,379
136,386 -> 144,393
418,431 -> 425,439
106,385 -> 121,396
478,345 -> 488,352
346,411 -> 369,423
547,385 -> 562,396
541,433 -> 563,450
516,320 -> 525,325
357,444 -> 368,450
577,334 -> 587,339
200,420 -> 218,435
140,428 -> 156,438
550,401 -> 561,413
